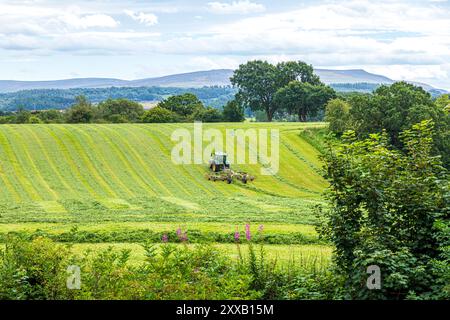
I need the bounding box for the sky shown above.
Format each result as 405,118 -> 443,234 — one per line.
1,0 -> 450,89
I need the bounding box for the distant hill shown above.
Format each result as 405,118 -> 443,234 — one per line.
0,70 -> 234,93
0,78 -> 127,93
0,68 -> 446,94
314,69 -> 393,84
128,69 -> 234,88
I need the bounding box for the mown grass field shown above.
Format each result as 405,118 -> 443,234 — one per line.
0,123 -> 331,264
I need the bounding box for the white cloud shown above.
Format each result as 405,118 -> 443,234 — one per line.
207,1 -> 265,15
0,3 -> 118,33
124,10 -> 158,26
63,13 -> 119,29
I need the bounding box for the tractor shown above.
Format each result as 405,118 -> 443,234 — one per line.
209,152 -> 230,172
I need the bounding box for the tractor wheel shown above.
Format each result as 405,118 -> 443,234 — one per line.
227,176 -> 232,184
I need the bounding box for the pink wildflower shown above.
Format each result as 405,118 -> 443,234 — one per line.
234,231 -> 240,242
245,224 -> 251,241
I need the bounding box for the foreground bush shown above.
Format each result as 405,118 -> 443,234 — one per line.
320,120 -> 449,299
0,236 -> 340,300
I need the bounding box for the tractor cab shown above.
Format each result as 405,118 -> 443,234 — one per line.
209,152 -> 230,172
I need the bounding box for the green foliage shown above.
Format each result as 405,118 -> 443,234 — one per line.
435,94 -> 450,112
0,94 -> 232,124
319,120 -> 449,299
346,82 -> 450,167
98,98 -> 144,123
158,93 -> 204,117
190,106 -> 223,122
350,82 -> 437,143
324,98 -> 351,136
222,99 -> 245,122
14,109 -> 31,124
28,116 -> 43,124
141,107 -> 179,123
275,81 -> 336,122
156,93 -> 227,122
66,96 -> 95,123
0,236 -> 74,299
36,109 -> 64,123
0,236 -> 259,300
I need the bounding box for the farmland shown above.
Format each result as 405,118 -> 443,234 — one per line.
0,123 -> 330,264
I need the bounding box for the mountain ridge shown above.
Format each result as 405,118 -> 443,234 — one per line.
0,69 -> 446,94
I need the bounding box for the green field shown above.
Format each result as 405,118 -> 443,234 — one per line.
0,123 -> 330,262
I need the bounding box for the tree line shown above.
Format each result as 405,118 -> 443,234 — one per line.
0,86 -> 236,111
0,93 -> 245,124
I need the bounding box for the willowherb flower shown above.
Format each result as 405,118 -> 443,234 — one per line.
176,228 -> 182,237
162,234 -> 168,243
180,232 -> 188,242
245,224 -> 251,241
258,224 -> 264,233
234,231 -> 240,242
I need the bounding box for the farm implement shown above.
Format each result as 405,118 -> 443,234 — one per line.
206,169 -> 255,184
206,152 -> 255,184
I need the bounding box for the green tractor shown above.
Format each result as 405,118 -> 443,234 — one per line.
208,152 -> 230,172
206,152 -> 255,184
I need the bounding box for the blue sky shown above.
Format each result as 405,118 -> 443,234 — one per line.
1,0 -> 450,89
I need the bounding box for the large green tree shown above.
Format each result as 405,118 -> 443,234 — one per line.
275,81 -> 336,121
230,60 -> 320,121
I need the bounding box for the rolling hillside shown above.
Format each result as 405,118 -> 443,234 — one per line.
0,123 -> 327,224
0,123 -> 325,202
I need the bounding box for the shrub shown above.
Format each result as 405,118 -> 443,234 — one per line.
190,107 -> 223,122
222,100 -> 245,122
319,120 -> 449,299
0,236 -> 259,300
28,116 -> 42,124
325,98 -> 350,136
158,93 -> 203,117
66,96 -> 95,123
98,98 -> 144,123
0,237 -> 74,300
141,107 -> 180,123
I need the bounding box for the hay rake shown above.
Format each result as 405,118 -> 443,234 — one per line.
206,169 -> 255,184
